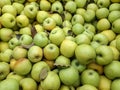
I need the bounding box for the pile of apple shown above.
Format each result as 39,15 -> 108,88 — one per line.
0,0 -> 120,90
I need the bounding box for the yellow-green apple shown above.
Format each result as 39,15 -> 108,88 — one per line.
71,59 -> 86,73
0,78 -> 19,90
110,39 -> 117,47
51,1 -> 63,14
75,34 -> 90,45
76,84 -> 98,90
13,0 -> 25,4
0,0 -> 11,8
49,27 -> 65,46
12,2 -> 24,14
0,13 -> 16,28
98,75 -> 111,90
0,49 -> 12,62
12,46 -> 27,60
43,43 -> 60,60
28,45 -> 43,63
111,79 -> 120,90
36,11 -> 49,24
41,71 -> 61,90
81,69 -> 100,87
96,8 -> 109,19
71,14 -> 84,25
87,3 -> 98,11
2,5 -> 17,16
13,58 -> 32,76
72,23 -> 85,35
108,11 -> 120,23
59,66 -> 80,86
59,85 -> 71,90
63,11 -> 72,21
16,14 -> 29,28
40,0 -> 51,11
112,19 -> 120,34
60,39 -> 77,58
104,61 -> 120,79
31,61 -> 50,82
9,59 -> 17,71
62,20 -> 72,28
109,46 -> 119,61
65,36 -> 75,41
54,55 -> 70,67
97,18 -> 110,32
97,0 -> 110,8
65,1 -> 77,14
20,78 -> 37,90
87,62 -> 104,74
84,23 -> 96,34
75,0 -> 87,8
44,59 -> 55,70
0,28 -> 13,42
43,17 -> 56,31
29,1 -> 39,10
51,13 -> 62,26
76,8 -> 85,17
63,27 -> 72,36
0,62 -> 10,81
101,30 -> 116,42
83,9 -> 95,22
75,44 -> 96,65
0,42 -> 9,52
19,26 -> 31,35
109,3 -> 120,12
33,32 -> 48,47
23,4 -> 37,19
34,24 -> 44,33
116,37 -> 120,51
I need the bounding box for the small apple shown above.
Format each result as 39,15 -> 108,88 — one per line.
81,69 -> 100,87
112,19 -> 120,34
28,45 -> 43,63
109,3 -> 120,12
63,11 -> 72,21
87,3 -> 98,11
0,0 -> 11,8
75,0 -> 87,8
76,8 -> 85,17
40,0 -> 51,11
62,20 -> 72,28
76,84 -> 98,90
75,44 -> 96,65
0,42 -> 9,52
84,23 -> 96,34
34,24 -> 44,33
97,0 -> 110,8
0,62 -> 10,81
111,79 -> 120,90
19,26 -> 31,35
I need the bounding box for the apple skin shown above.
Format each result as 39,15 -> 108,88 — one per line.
116,37 -> 120,51
60,39 -> 77,58
0,0 -> 11,8
111,79 -> 120,90
75,44 -> 96,65
13,0 -> 25,4
87,3 -> 98,11
63,11 -> 72,21
19,26 -> 31,35
97,0 -> 110,8
62,20 -> 72,28
28,45 -> 43,63
0,42 -> 9,52
0,78 -> 19,90
77,84 -> 98,90
43,43 -> 60,60
40,0 -> 51,11
20,78 -> 37,90
104,61 -> 120,80
109,3 -> 120,12
81,69 -> 100,87
112,19 -> 120,34
0,62 -> 10,81
75,0 -> 87,8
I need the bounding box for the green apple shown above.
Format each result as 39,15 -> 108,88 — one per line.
62,20 -> 72,28
59,66 -> 80,86
65,1 -> 77,13
75,34 -> 90,45
0,13 -> 16,28
34,24 -> 44,33
75,0 -> 87,8
19,26 -> 31,35
96,8 -> 109,19
2,5 -> 17,16
104,61 -> 120,79
23,4 -> 37,19
51,1 -> 63,14
36,11 -> 49,24
97,18 -> 110,32
97,0 -> 110,8
76,8 -> 86,17
0,78 -> 19,90
16,14 -> 29,28
110,39 -> 117,47
75,44 -> 96,65
83,9 -> 95,22
72,23 -> 85,35
109,3 -> 120,12
51,13 -> 62,26
0,62 -> 10,81
98,75 -> 111,90
81,69 -> 100,87
112,19 -> 120,34
0,28 -> 13,42
0,0 -> 11,8
28,46 -> 43,63
87,3 -> 98,11
65,36 -> 75,41
108,11 -> 120,23
31,61 -> 50,82
63,11 -> 72,21
49,27 -> 65,46
77,84 -> 98,90
60,39 -> 77,58
116,37 -> 120,51
71,14 -> 84,25
20,78 -> 37,90
84,23 -> 96,34
111,79 -> 120,90
40,0 -> 51,11
0,42 -> 9,52
43,43 -> 60,60
43,17 -> 56,31
33,32 -> 48,47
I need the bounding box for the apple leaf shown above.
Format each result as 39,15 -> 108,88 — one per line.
31,25 -> 37,38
